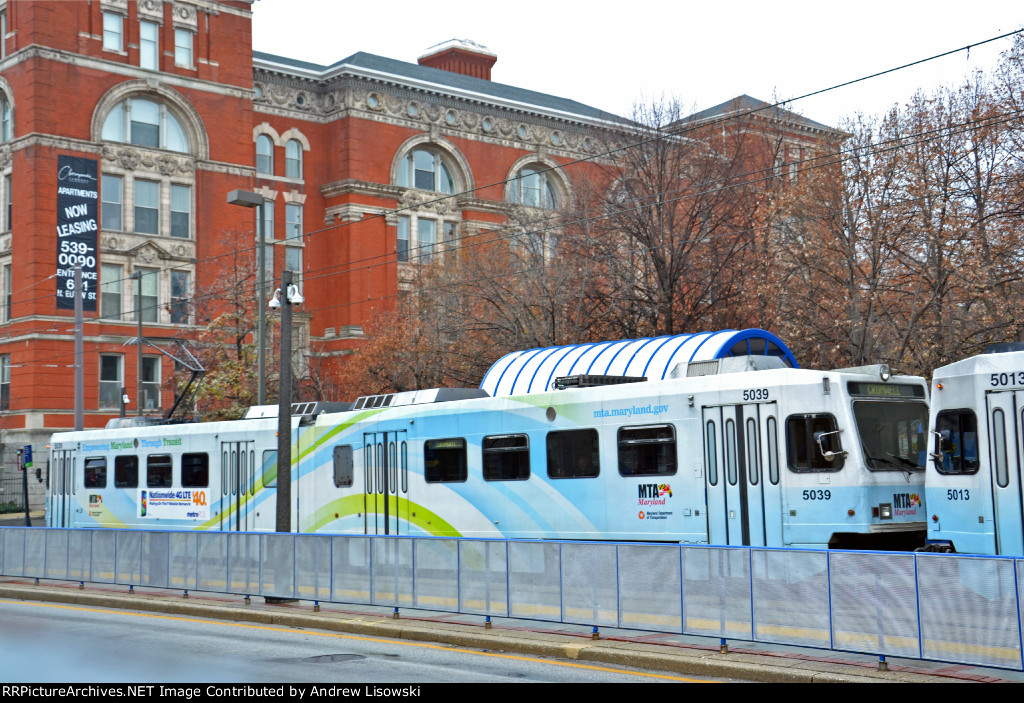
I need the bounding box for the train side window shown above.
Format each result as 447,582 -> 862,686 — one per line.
333,445 -> 354,487
786,414 -> 844,472
725,419 -> 738,485
993,409 -> 1008,488
147,454 -> 173,487
389,442 -> 397,494
746,418 -> 759,485
618,424 -> 676,476
767,417 -> 780,485
425,438 -> 467,483
483,434 -> 530,481
262,450 -> 277,488
84,457 -> 107,489
182,453 -> 208,488
706,421 -> 718,485
547,429 -> 599,479
401,441 -> 408,493
934,409 -> 980,475
115,456 -> 138,488
364,444 -> 372,492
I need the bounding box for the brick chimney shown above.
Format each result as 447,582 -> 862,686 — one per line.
418,39 -> 497,81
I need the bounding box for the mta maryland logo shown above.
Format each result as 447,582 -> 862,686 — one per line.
894,493 -> 921,508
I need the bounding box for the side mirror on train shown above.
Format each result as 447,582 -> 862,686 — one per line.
929,430 -> 950,466
814,430 -> 847,462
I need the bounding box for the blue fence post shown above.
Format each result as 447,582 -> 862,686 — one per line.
1015,558 -> 1023,671
914,552 -> 924,661
678,544 -> 685,636
748,548 -> 755,642
826,550 -> 834,651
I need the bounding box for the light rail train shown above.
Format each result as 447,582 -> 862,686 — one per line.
925,343 -> 1024,554
47,330 -> 929,549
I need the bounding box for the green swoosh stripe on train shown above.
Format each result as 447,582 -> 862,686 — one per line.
304,494 -> 460,536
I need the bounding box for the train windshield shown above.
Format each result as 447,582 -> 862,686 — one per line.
851,400 -> 929,471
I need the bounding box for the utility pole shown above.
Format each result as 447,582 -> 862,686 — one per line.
276,269 -> 293,533
131,271 -> 142,417
74,266 -> 83,430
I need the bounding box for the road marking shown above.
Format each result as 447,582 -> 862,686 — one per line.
1,599 -> 717,682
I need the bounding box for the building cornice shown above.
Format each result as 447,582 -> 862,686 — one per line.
0,44 -> 254,99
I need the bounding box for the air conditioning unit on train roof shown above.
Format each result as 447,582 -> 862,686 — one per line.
352,387 -> 489,410
670,355 -> 787,379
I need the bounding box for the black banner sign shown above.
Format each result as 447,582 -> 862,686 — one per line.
56,154 -> 99,311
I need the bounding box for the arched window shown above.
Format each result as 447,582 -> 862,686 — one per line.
256,135 -> 274,175
509,166 -> 557,209
397,149 -> 454,194
285,139 -> 302,179
101,97 -> 189,153
0,93 -> 10,142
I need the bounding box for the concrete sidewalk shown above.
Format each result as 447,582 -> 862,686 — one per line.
0,575 -> 1014,683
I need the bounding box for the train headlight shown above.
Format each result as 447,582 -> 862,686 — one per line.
879,365 -> 891,382
879,503 -> 893,519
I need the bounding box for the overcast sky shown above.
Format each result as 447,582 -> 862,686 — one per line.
252,1 -> 1022,128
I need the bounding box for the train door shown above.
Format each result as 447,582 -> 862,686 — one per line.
363,430 -> 409,535
985,391 -> 1024,554
220,440 -> 256,531
50,447 -> 76,527
702,403 -> 779,546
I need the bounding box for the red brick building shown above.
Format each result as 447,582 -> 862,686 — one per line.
0,1 -> 838,487
0,0 -> 629,463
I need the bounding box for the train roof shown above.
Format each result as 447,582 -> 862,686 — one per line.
933,348 -> 1024,380
480,329 -> 797,397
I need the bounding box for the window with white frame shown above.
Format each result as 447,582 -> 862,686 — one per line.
134,268 -> 158,322
141,355 -> 161,410
99,354 -> 123,410
285,203 -> 302,240
285,140 -> 302,179
101,264 -> 122,320
0,92 -> 11,142
103,176 -> 193,239
102,12 -> 123,52
170,270 -> 189,324
0,354 -> 8,411
260,199 -> 275,239
2,264 -> 10,322
256,135 -> 273,175
397,149 -> 454,193
1,10 -> 7,61
174,28 -> 193,67
102,174 -> 122,230
285,246 -> 302,285
509,166 -> 558,209
397,215 -> 452,263
139,21 -> 159,70
134,179 -> 159,234
102,97 -> 189,153
170,184 -> 190,238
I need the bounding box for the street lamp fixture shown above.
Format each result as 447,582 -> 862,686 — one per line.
227,189 -> 268,406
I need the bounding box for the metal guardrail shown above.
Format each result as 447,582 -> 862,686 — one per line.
1,527 -> 1022,671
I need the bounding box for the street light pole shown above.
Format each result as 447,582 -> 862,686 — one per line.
227,189 -> 268,406
131,271 -> 142,417
275,269 -> 294,533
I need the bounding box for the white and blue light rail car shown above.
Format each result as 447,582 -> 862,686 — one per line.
47,330 -> 929,550
925,343 -> 1024,554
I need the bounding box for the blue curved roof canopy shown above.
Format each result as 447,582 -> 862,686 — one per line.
479,329 -> 798,397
